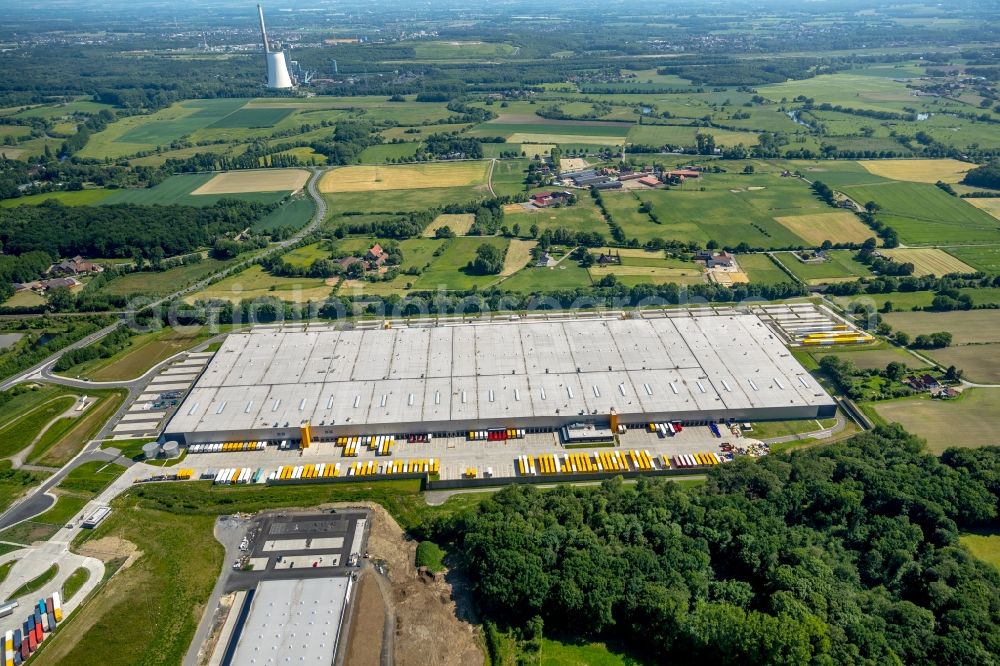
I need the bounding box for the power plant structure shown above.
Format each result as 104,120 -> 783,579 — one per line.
257,4 -> 294,89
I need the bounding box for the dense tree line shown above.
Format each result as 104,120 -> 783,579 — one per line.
53,325 -> 134,371
310,121 -> 382,165
0,199 -> 273,259
0,251 -> 53,298
428,427 -> 1000,665
0,317 -> 113,381
962,162 -> 1000,190
335,210 -> 435,239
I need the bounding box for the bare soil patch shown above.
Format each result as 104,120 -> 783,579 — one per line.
78,536 -> 142,570
345,572 -> 385,666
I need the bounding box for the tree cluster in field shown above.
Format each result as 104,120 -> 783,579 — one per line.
466,201 -> 506,236
426,426 -> 1000,665
468,243 -> 505,275
818,355 -> 917,401
658,56 -> 841,85
962,162 -> 1000,190
53,325 -> 134,372
824,272 -> 997,299
335,210 -> 435,239
309,122 -> 383,165
855,240 -> 912,276
0,199 -> 274,260
420,133 -> 483,159
910,331 -> 954,349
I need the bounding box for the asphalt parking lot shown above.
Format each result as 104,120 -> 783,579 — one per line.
224,509 -> 370,593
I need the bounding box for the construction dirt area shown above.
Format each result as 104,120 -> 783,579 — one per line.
355,502 -> 483,666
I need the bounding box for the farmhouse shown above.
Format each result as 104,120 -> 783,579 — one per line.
49,255 -> 103,276
14,276 -> 82,292
163,314 -> 836,446
530,190 -> 573,208
367,243 -> 389,268
696,251 -> 736,268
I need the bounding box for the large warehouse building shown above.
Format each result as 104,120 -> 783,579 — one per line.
163,313 -> 837,445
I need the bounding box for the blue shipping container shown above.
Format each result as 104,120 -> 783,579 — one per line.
38,599 -> 45,614
47,611 -> 56,630
13,628 -> 21,648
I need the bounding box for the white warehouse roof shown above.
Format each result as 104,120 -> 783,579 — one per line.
166,314 -> 835,439
230,576 -> 349,666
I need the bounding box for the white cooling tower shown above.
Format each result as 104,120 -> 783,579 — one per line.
258,5 -> 294,89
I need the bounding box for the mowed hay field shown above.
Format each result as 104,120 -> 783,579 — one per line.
883,310 -> 1000,345
858,158 -> 976,184
772,211 -> 874,245
507,132 -> 624,146
423,213 -> 474,237
964,197 -> 1000,222
589,264 -> 705,286
500,239 -> 537,277
186,266 -> 332,303
872,389 -> 1000,454
319,162 -> 490,193
881,248 -> 976,276
191,169 -> 309,195
927,344 -> 1000,384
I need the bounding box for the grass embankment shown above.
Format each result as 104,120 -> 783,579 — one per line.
57,326 -> 214,381
27,389 -> 127,467
0,560 -> 17,585
10,564 -> 58,599
0,396 -> 77,459
0,461 -> 47,515
415,541 -> 446,573
35,479 -> 491,666
61,567 -> 90,601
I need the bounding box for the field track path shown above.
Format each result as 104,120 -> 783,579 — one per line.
487,158 -> 497,197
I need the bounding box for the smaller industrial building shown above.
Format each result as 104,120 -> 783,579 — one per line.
226,577 -> 351,666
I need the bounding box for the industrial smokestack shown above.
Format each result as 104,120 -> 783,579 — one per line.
257,4 -> 270,53
257,4 -> 293,89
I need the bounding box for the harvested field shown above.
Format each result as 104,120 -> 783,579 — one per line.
423,213 -> 474,237
858,158 -> 976,184
883,310 -> 1000,345
927,344 -> 1000,384
964,197 -> 1000,221
500,239 -> 536,277
772,211 -> 874,245
319,163 -> 489,193
191,169 -> 309,195
881,248 -> 975,276
344,572 -> 385,666
588,264 -> 705,285
559,157 -> 589,171
507,132 -> 624,146
872,389 -> 1000,454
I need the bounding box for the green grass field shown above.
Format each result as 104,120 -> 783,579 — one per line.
739,253 -> 794,285
945,245 -> 1000,274
871,388 -> 1000,454
325,186 -> 486,216
500,264 -> 593,293
78,99 -> 248,159
813,346 -> 926,370
413,237 -> 510,290
839,181 -> 1000,245
473,122 -> 632,138
537,638 -> 637,666
187,265 -> 332,304
27,390 -> 126,467
778,250 -> 873,284
206,107 -> 293,129
62,567 -> 90,602
58,326 -> 213,381
0,395 -> 77,459
0,189 -> 114,207
883,310 -> 1000,345
280,242 -> 330,268
252,195 -> 314,232
98,258 -> 233,298
490,159 -> 531,198
358,143 -> 420,163
102,174 -> 287,207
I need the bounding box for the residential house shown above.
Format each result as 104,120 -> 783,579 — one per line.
366,243 -> 389,268
49,255 -> 103,276
696,251 -> 736,268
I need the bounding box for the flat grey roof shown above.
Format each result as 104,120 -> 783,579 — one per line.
230,576 -> 350,666
167,314 -> 834,435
